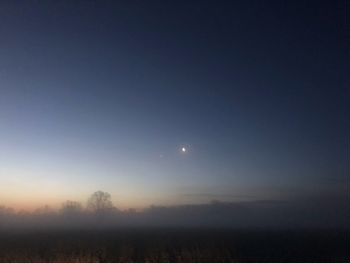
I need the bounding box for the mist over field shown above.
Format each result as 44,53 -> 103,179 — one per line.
1,191 -> 349,230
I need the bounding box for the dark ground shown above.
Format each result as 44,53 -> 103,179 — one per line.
0,228 -> 349,262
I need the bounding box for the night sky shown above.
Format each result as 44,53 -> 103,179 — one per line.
0,1 -> 349,210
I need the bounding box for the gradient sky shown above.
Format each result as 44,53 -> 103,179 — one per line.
0,1 -> 349,210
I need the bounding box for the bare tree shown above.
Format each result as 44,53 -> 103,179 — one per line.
87,191 -> 113,214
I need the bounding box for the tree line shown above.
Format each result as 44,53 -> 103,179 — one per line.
61,190 -> 114,215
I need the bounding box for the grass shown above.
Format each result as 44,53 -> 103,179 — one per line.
0,228 -> 349,262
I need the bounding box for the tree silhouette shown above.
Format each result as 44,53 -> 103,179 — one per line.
61,200 -> 82,215
35,205 -> 54,215
87,191 -> 113,214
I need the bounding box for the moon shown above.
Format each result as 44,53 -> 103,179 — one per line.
181,147 -> 187,153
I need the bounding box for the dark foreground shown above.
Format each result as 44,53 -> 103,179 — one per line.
0,228 -> 349,263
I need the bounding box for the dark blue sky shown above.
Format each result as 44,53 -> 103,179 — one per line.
0,1 -> 349,209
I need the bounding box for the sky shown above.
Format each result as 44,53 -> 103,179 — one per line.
0,1 -> 349,210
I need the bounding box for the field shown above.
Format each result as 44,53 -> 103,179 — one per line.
0,228 -> 349,263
